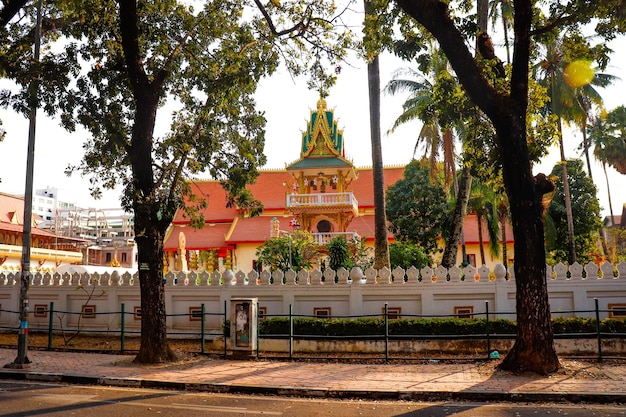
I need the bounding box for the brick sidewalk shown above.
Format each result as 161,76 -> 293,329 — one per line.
1,348 -> 625,403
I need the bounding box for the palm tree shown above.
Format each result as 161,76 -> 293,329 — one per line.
588,106 -> 626,223
384,49 -> 471,268
535,41 -> 578,264
384,65 -> 456,190
364,0 -> 390,270
537,39 -> 618,265
575,72 -> 618,180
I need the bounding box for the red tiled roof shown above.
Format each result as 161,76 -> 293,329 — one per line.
0,221 -> 60,238
172,182 -> 238,224
0,192 -> 58,238
164,223 -> 234,251
350,167 -> 406,208
227,216 -> 277,244
175,171 -> 294,224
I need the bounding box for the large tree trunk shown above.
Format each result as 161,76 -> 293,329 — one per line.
395,0 -> 560,374
119,1 -> 175,363
364,1 -> 390,271
129,92 -> 176,364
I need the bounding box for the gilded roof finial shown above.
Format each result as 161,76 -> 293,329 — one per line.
317,97 -> 327,111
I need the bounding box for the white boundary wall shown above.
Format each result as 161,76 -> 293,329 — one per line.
0,261 -> 625,334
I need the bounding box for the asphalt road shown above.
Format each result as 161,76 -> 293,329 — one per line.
1,381 -> 625,417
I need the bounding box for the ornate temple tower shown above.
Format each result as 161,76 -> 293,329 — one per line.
285,98 -> 359,243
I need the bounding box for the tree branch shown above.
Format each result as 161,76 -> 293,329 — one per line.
394,0 -> 505,120
0,0 -> 28,27
252,0 -> 311,37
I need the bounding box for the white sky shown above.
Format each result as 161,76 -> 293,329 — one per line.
0,33 -> 624,218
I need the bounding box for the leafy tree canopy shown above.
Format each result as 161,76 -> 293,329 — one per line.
386,159 -> 449,255
389,241 -> 431,269
0,0 -> 352,215
255,230 -> 320,272
546,159 -> 603,264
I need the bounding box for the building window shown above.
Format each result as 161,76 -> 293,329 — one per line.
105,253 -> 112,263
258,306 -> 267,321
313,307 -> 331,319
609,304 -> 626,318
252,259 -> 262,272
189,306 -> 203,321
383,307 -> 402,320
133,307 -> 142,320
34,304 -> 48,318
454,306 -> 474,319
81,305 -> 96,319
122,253 -> 127,262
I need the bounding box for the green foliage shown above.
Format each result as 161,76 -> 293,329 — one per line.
386,160 -> 449,255
547,159 -> 603,264
589,106 -> 626,175
389,241 -> 430,269
258,316 -> 626,337
327,236 -> 351,271
258,316 -> 517,337
255,230 -> 320,271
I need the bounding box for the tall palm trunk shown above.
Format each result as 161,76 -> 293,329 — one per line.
364,0 -> 390,271
498,200 -> 509,275
581,115 -> 593,180
602,161 -> 615,261
477,212 -> 486,265
557,117 -> 577,264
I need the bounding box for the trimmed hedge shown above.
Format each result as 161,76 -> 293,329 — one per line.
256,316 -> 626,337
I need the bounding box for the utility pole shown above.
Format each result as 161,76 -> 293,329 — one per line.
5,0 -> 43,368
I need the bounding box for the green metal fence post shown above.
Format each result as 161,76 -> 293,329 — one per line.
289,304 -> 293,360
47,302 -> 54,350
384,303 -> 389,362
120,303 -> 125,352
201,304 -> 205,354
595,298 -> 603,362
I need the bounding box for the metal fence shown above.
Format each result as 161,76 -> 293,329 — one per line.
0,300 -> 624,362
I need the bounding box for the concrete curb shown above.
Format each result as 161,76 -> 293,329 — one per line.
1,369 -> 625,404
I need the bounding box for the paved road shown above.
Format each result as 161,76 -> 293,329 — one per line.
2,381 -> 626,417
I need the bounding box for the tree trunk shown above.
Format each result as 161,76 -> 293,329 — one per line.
581,119 -> 593,181
134,211 -> 176,363
129,90 -> 176,364
602,161 -> 614,260
557,117 -> 577,265
119,0 -> 175,364
477,212 -> 486,265
441,168 -> 472,267
499,201 -> 509,275
364,4 -> 390,271
392,0 -> 561,375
